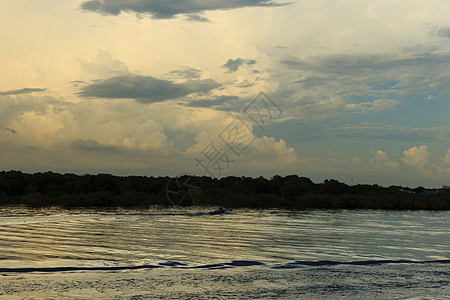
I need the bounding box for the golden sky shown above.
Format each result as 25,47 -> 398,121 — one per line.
1,0 -> 450,187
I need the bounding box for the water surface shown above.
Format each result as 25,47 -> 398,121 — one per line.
0,207 -> 448,298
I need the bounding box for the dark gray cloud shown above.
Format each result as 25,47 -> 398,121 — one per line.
4,127 -> 17,135
70,80 -> 87,88
183,95 -> 249,112
78,74 -> 220,103
222,59 -> 244,72
236,80 -> 255,88
71,139 -> 119,152
222,58 -> 257,72
181,79 -> 220,93
437,27 -> 450,38
168,67 -> 202,79
184,95 -> 238,108
0,88 -> 46,96
185,14 -> 210,22
280,46 -> 450,75
80,0 -> 289,20
294,76 -> 330,88
277,45 -> 450,114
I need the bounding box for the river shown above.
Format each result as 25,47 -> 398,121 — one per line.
0,207 -> 448,299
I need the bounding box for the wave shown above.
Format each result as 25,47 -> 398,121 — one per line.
1,259 -> 448,274
271,259 -> 450,269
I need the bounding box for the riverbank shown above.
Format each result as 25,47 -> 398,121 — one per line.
1,171 -> 449,210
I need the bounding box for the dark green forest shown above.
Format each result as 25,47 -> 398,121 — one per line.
0,170 -> 449,210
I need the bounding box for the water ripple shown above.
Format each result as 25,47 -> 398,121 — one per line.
0,259 -> 448,274
0,208 -> 448,269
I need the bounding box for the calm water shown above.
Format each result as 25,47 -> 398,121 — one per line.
0,207 -> 449,299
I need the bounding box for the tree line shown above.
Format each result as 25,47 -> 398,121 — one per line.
0,170 -> 448,210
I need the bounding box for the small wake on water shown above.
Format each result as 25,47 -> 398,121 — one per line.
1,259 -> 448,274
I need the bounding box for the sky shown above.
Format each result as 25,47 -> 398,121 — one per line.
1,0 -> 450,187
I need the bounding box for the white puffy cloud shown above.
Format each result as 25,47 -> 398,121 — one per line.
402,145 -> 430,169
369,150 -> 399,172
401,145 -> 435,178
243,136 -> 298,165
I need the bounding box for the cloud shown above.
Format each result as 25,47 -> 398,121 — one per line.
294,76 -> 330,88
4,127 -> 17,135
236,80 -> 255,88
444,150 -> 450,165
402,145 -> 432,177
400,146 -> 450,179
71,81 -> 87,88
236,136 -> 299,169
80,0 -> 290,20
181,79 -> 221,94
292,95 -> 348,120
78,50 -> 129,78
0,88 -> 47,96
168,67 -> 202,79
222,58 -> 257,73
274,45 -> 450,121
71,139 -> 119,152
280,45 -> 450,75
365,99 -> 401,112
347,98 -> 401,113
78,74 -> 220,103
0,94 -> 56,132
185,14 -> 210,22
183,95 -> 240,110
432,149 -> 450,176
437,27 -> 450,38
327,123 -> 450,146
369,150 -> 398,172
335,132 -> 439,143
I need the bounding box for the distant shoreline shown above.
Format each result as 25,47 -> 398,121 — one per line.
1,171 -> 449,210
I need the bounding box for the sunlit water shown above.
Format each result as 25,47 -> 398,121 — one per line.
0,207 -> 449,299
